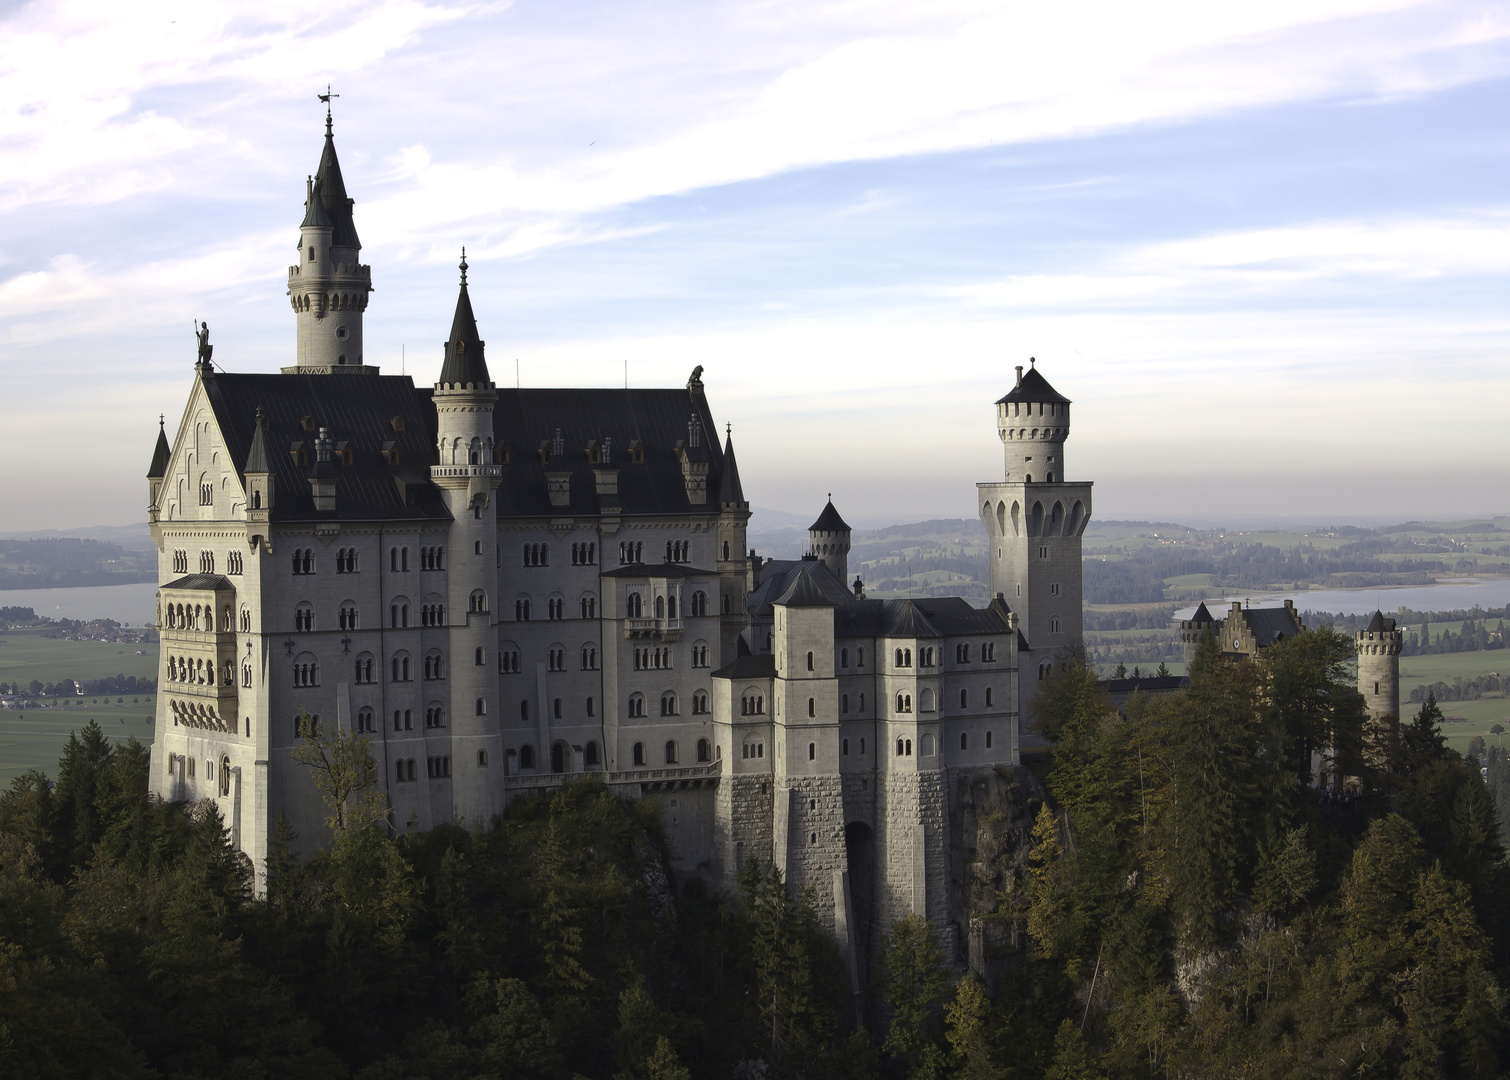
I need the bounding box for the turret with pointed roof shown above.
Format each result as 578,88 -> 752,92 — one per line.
437,251 -> 492,388
147,416 -> 172,519
1357,609 -> 1402,727
285,107 -> 374,373
808,496 -> 851,585
719,431 -> 746,508
243,408 -> 274,518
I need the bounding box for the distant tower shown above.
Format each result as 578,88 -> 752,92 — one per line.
1357,611 -> 1401,725
977,360 -> 1092,683
431,252 -> 504,826
286,106 -> 374,372
809,497 -> 851,584
1180,602 -> 1217,667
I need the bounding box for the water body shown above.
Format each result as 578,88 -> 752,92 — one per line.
0,582 -> 159,626
1173,578 -> 1510,623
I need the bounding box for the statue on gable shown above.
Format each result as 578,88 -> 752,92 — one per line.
196,321 -> 213,366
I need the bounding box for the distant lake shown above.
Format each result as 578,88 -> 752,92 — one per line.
0,582 -> 159,626
1173,578 -> 1510,622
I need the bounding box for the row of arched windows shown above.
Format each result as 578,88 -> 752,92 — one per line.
336,547 -> 359,573
420,546 -> 444,570
631,739 -> 712,767
172,550 -> 189,574
665,540 -> 689,562
523,543 -> 549,567
571,542 -> 596,565
167,655 -> 225,685
197,550 -> 214,574
619,541 -> 644,565
291,548 -> 315,574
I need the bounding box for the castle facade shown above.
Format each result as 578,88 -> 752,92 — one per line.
146,116 -> 1086,967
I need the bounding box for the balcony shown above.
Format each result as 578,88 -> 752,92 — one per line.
430,464 -> 504,480
624,617 -> 682,642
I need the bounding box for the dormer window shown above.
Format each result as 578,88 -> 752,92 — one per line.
628,440 -> 645,464
390,417 -> 405,432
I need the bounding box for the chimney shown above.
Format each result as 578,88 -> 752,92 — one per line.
1015,365 -> 1023,389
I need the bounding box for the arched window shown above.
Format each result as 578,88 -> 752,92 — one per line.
628,693 -> 645,717
470,590 -> 487,613
627,593 -> 642,618
520,744 -> 535,769
960,688 -> 968,708
897,692 -> 906,713
841,648 -> 849,668
806,651 -> 814,671
218,755 -> 231,797
475,647 -> 485,666
655,596 -> 665,619
919,688 -> 934,712
551,742 -> 566,773
475,698 -> 486,715
895,648 -> 903,667
921,734 -> 934,756
294,603 -> 314,632
660,692 -> 677,716
697,738 -> 710,763
478,750 -> 489,767
584,741 -> 601,767
357,708 -> 374,733
664,741 -> 678,765
960,732 -> 969,751
808,698 -> 815,717
633,742 -> 646,767
807,742 -> 815,760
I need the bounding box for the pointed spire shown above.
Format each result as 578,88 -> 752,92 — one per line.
437,250 -> 491,386
719,428 -> 746,506
245,408 -> 272,473
810,497 -> 849,533
147,415 -> 171,478
312,109 -> 360,248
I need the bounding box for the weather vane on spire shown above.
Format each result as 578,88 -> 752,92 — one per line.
460,246 -> 468,286
318,84 -> 339,134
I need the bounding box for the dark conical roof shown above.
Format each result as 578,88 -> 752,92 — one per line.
1190,601 -> 1215,625
996,362 -> 1069,405
301,178 -> 333,228
147,418 -> 171,478
437,254 -> 491,386
810,498 -> 850,533
775,566 -> 834,608
719,432 -> 746,505
313,120 -> 360,248
244,410 -> 271,473
1365,610 -> 1395,633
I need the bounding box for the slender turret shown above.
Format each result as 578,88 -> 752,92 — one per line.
286,106 -> 374,372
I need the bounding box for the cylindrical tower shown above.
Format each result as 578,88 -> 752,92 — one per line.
996,358 -> 1070,483
287,110 -> 373,371
808,498 -> 851,585
430,253 -> 503,826
1356,611 -> 1401,725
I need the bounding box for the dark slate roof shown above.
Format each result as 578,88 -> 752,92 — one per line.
995,364 -> 1069,405
719,433 -> 746,505
776,567 -> 834,608
437,271 -> 491,387
490,387 -> 737,519
810,499 -> 850,533
1365,610 -> 1396,633
313,124 -> 360,248
1101,675 -> 1190,694
301,179 -> 333,228
1233,606 -> 1304,646
833,596 -> 1013,640
712,653 -> 777,680
200,372 -> 450,523
161,573 -> 233,591
748,559 -> 853,617
147,420 -> 171,478
1189,602 -> 1215,625
601,563 -> 717,579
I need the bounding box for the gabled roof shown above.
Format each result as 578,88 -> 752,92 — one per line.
833,597 -> 1013,639
995,364 -> 1069,405
810,499 -> 850,533
147,419 -> 171,478
437,256 -> 491,387
1231,605 -> 1305,647
719,432 -> 746,505
313,121 -> 360,248
776,567 -> 834,608
747,559 -> 854,617
200,372 -> 450,523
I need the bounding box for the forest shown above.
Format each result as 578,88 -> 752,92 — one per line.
0,628 -> 1505,1078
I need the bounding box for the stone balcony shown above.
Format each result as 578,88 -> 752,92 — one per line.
624,616 -> 683,642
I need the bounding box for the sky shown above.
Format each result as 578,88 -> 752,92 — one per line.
0,0 -> 1507,531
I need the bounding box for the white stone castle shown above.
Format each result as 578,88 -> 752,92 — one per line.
146,115 -> 1095,965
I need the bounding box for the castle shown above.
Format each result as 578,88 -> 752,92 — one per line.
146,110 -> 1413,976
145,114 -> 1097,969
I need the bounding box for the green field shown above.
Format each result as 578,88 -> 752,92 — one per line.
0,629 -> 159,784
1397,652 -> 1510,756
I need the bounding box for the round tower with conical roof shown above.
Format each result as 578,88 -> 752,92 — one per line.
430,252 -> 503,826
997,358 -> 1070,483
1357,611 -> 1402,725
287,107 -> 374,372
808,497 -> 851,585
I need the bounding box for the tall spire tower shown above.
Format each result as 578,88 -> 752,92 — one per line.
431,251 -> 503,825
286,101 -> 375,373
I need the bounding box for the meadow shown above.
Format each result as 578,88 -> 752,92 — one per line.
0,629 -> 159,783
